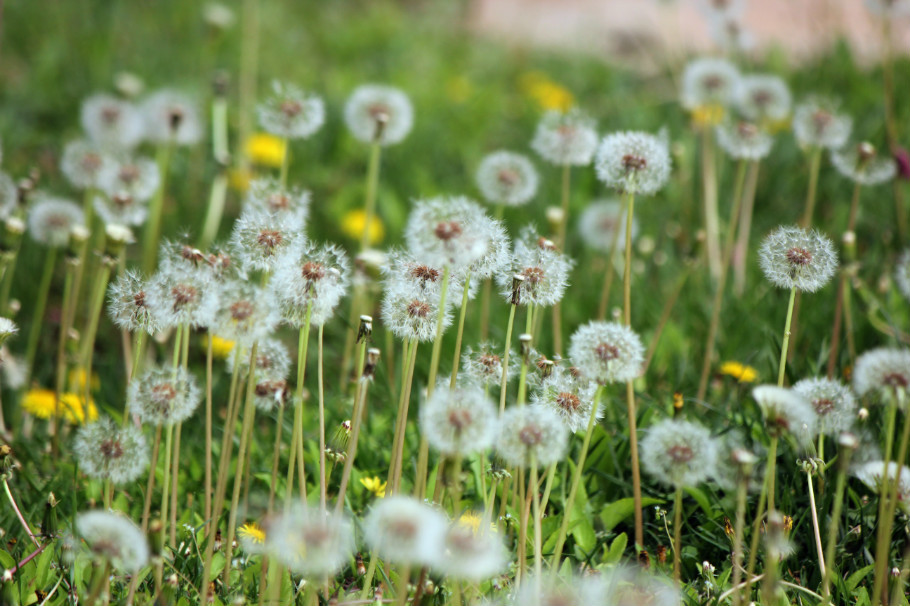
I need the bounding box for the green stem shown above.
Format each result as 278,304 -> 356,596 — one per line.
733,160 -> 761,297
279,136 -> 290,188
143,142 -> 173,274
777,286 -> 797,387
204,333 -> 213,533
448,272 -> 471,389
335,370 -> 371,514
731,466 -> 751,606
672,487 -> 683,584
390,339 -> 418,494
498,304 -> 517,414
24,247 -> 57,382
801,147 -> 823,228
701,129 -> 721,280
807,471 -> 826,578
820,444 -> 852,603
360,142 -> 382,252
52,263 -> 75,454
317,324 -> 327,510
766,436 -> 779,515
530,457 -> 543,586
199,172 -> 228,252
285,306 -> 313,509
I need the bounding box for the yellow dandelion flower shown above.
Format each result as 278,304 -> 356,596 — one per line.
245,133 -> 287,169
458,511 -> 482,532
719,361 -> 758,383
360,476 -> 387,498
59,393 -> 98,425
208,335 -> 236,359
238,522 -> 266,545
519,71 -> 574,112
446,76 -> 473,104
22,388 -> 57,419
691,103 -> 725,128
766,117 -> 791,135
68,368 -> 100,392
341,209 -> 385,246
228,167 -> 253,192
782,515 -> 793,532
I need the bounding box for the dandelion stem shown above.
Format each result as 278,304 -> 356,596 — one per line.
596,207 -> 625,321
335,365 -> 372,515
360,141 -> 382,252
199,172 -> 228,252
159,422 -> 174,559
733,160 -> 761,296
498,304 -> 517,415
448,271 -> 471,389
279,136 -> 290,188
743,437 -> 774,602
2,476 -> 40,547
828,182 -> 862,379
204,333 -> 213,534
697,158 -> 748,402
24,247 -> 57,382
286,306 -> 313,509
539,461 -> 557,515
672,487 -> 683,584
766,436 -> 779,515
801,147 -> 823,228
776,286 -> 797,387
317,323 -> 327,510
701,129 -> 722,281
731,463 -> 751,606
170,422 -> 182,547
530,457 -> 543,588
143,142 -> 173,274
141,425 -> 162,533
80,256 -> 115,407
806,469 -> 826,578
390,339 -> 418,494
550,386 -> 603,570
820,442 -> 852,603
0,240 -> 23,317
52,261 -> 76,455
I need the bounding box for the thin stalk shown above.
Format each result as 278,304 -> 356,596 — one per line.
766,436 -> 779,515
318,324 -> 327,510
79,259 -> 114,407
360,142 -> 382,252
701,129 -> 722,280
539,462 -> 557,515
743,439 -> 774,600
159,423 -> 174,556
733,161 -> 761,296
0,244 -> 23,316
777,286 -> 798,387
267,402 -> 286,514
800,147 -> 823,227
672,487 -> 683,584
549,386 -> 603,569
204,334 -> 213,533
335,372 -> 371,514
643,267 -> 691,374
530,457 -> 543,587
828,182 -> 863,378
279,136 -> 290,188
2,477 -> 40,546
169,422 -> 182,547
359,553 -> 379,600
389,339 -> 418,494
697,159 -> 747,402
557,164 -> 571,248
387,338 -> 412,491
517,466 -> 528,587
806,470 -> 826,578
480,276 -> 493,341
143,142 -> 173,274
596,211 -> 625,321
730,467 -> 750,606
140,426 -> 163,532
448,272 -> 471,389
285,307 -> 313,509
24,247 -> 57,381
498,304 -> 517,414
52,263 -> 76,454
199,172 -> 228,252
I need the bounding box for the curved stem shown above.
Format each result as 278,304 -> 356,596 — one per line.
777,286 -> 797,387
806,471 -> 826,578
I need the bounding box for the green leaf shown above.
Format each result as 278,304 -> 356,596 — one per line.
570,516 -> 596,553
683,486 -> 715,518
35,545 -> 55,587
604,532 -> 627,564
599,497 -> 664,533
210,552 -> 226,578
845,564 -> 875,593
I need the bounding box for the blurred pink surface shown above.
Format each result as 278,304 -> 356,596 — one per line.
469,0 -> 909,65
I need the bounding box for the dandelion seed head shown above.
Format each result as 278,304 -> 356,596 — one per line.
832,142 -> 896,186
363,496 -> 447,567
708,12 -> 755,54
61,140 -> 114,190
419,383 -> 498,456
577,198 -> 637,254
476,151 -> 539,207
227,337 -> 292,383
271,241 -> 350,327
462,215 -> 511,286
258,81 -> 325,140
74,417 -> 149,484
215,281 -> 279,345
380,281 -> 452,343
141,89 -> 203,146
93,192 -> 148,228
98,155 -> 161,203
146,265 -> 219,329
715,120 -> 774,160
108,270 -> 161,334
681,57 -> 740,111
438,520 -> 507,581
76,510 -> 149,572
853,347 -> 910,401
793,98 -> 852,150
758,225 -> 837,292
792,377 -> 857,436
568,321 -> 644,384
245,178 -> 310,230
641,419 -> 719,489
405,196 -> 491,270
81,94 -> 145,151
461,342 -> 516,388
496,225 -> 572,307
230,207 -> 300,274
752,385 -> 818,440
28,195 -> 85,248
0,318 -> 17,346
531,367 -> 600,433
266,505 -> 354,578
595,131 -> 672,196
128,366 -> 201,426
496,404 -> 569,468
598,564 -> 682,606
856,461 -> 910,513
530,108 -> 598,166
735,74 -> 791,123
344,84 -> 414,146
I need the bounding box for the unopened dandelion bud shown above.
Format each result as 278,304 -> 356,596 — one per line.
843,230 -> 855,246
519,334 -> 532,361
858,407 -> 869,421
1,569 -> 12,583
356,553 -> 366,576
892,567 -> 901,578
546,206 -> 563,232
838,431 -> 859,450
148,519 -> 164,557
2,217 -> 25,252
510,274 -> 524,306
732,448 -> 757,475
0,444 -> 11,475
41,492 -> 58,539
103,224 -> 132,261
357,315 -> 373,343
540,359 -> 554,380
363,347 -> 380,380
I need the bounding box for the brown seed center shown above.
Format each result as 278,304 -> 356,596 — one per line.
257,229 -> 284,253
100,439 -> 124,459
301,261 -> 326,281
410,265 -> 440,283
518,424 -> 543,447
447,408 -> 473,431
280,99 -> 303,119
622,154 -> 647,172
786,247 -> 812,267
434,220 -> 463,241
813,398 -> 835,416
151,382 -> 178,404
595,342 -> 620,362
407,300 -> 431,318
522,266 -> 545,285
268,193 -> 291,211
555,392 -> 581,412
230,300 -> 255,321
171,284 -> 198,310
667,444 -> 695,464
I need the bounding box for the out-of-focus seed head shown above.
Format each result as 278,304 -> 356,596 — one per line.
752,385 -> 818,440
641,418 -> 719,489
362,496 -> 447,567
141,89 -> 203,146
531,367 -> 600,433
577,198 -> 637,254
595,131 -> 672,196
437,518 -> 507,581
461,342 -> 516,389
419,382 -> 498,456
271,240 -> 350,327
568,321 -> 644,384
855,461 -> 910,514
76,510 -> 150,572
496,225 -> 573,308
831,142 -> 897,186
853,347 -> 910,403
475,150 -> 539,207
735,74 -> 792,123
758,225 -> 838,292
61,140 -> 114,190
98,155 -> 161,203
344,84 -> 414,146
496,404 -> 569,468
895,249 -> 910,303
74,417 -> 149,484
530,108 -> 598,166
258,81 -> 326,140
681,57 -> 740,111
404,196 -> 491,270
146,265 -> 220,329
715,120 -> 774,160
230,207 -> 300,274
245,178 -> 310,231
128,366 -> 201,426
265,505 -> 354,578
792,377 -> 857,436
215,280 -> 279,346
81,94 -> 145,151
27,194 -> 85,248
793,97 -> 852,150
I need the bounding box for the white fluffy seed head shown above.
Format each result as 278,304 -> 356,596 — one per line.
98,155 -> 161,203
735,74 -> 792,123
380,280 -> 452,343
530,108 -> 598,166
80,94 -> 145,151
227,337 -> 292,382
257,81 -> 326,140
108,270 -> 161,334
758,225 -> 838,292
681,57 -> 740,111
230,207 -> 300,274
752,385 -> 818,440
141,89 -> 203,145
855,461 -> 910,513
475,150 -> 539,207
270,240 -> 350,327
146,265 -> 220,329
363,496 -> 447,567
438,520 -> 507,581
419,382 -> 498,455
265,505 -> 354,578
496,404 -> 569,468
577,198 -> 637,254
793,97 -> 852,150
28,195 -> 85,248
568,321 -> 644,384
496,225 -> 573,308
531,367 -> 600,433
595,131 -> 672,196
831,143 -> 896,186
215,280 -> 279,346
76,510 -> 149,572
715,121 -> 774,160
853,347 -> 910,402
93,192 -> 148,228
128,366 -> 201,426
61,140 -> 114,190
641,418 -> 719,489
74,417 -> 149,484
0,317 -> 17,345
792,377 -> 857,436
404,196 -> 490,270
245,178 -> 310,230
344,84 -> 414,146
597,565 -> 682,606
460,342 -> 516,389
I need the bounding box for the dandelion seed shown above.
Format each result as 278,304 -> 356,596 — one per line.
146,265 -> 219,329
531,367 -> 600,433
81,94 -> 145,151
404,196 -> 490,270
245,178 -> 310,230
758,225 -> 838,292
419,383 -> 498,456
641,418 -> 719,489
266,505 -> 354,578
735,74 -> 792,123
230,207 -> 300,274
595,131 -> 672,196
74,417 -> 149,484
271,240 -> 350,327
681,58 -> 740,112
715,120 -> 774,160
708,13 -> 755,55
496,404 -> 569,468
363,495 -> 447,566
855,461 -> 910,513
128,366 -> 201,426
530,108 -> 598,166
61,140 -> 113,190
141,89 -> 203,145
792,377 -> 857,436
568,321 -> 644,384
577,199 -> 636,254
496,225 -> 573,307
793,98 -> 852,150
258,81 -> 325,140
344,84 -> 414,146
475,151 -> 539,207
831,142 -> 896,186
752,385 -> 818,440
438,520 -> 507,581
28,195 -> 85,248
853,347 -> 910,402
76,510 -> 149,573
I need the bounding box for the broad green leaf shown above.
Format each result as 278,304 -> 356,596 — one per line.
604,532 -> 627,564
845,564 -> 875,593
683,486 -> 715,518
570,516 -> 596,553
600,497 -> 664,533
